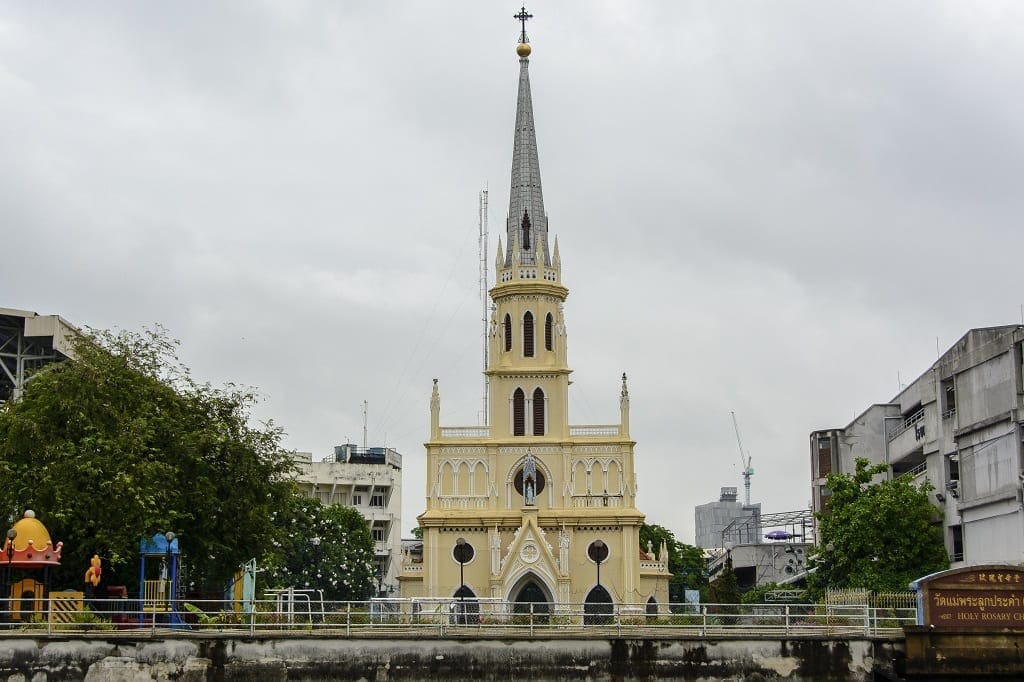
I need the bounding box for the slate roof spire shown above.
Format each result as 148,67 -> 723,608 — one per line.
507,7 -> 549,267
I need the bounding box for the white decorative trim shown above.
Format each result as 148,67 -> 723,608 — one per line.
438,447 -> 488,455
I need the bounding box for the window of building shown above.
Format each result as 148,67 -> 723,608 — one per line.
947,454 -> 960,482
942,378 -> 956,417
317,491 -> 331,504
950,525 -> 964,562
521,210 -> 531,250
816,433 -> 832,477
587,540 -> 610,564
370,494 -> 385,508
372,527 -> 385,542
532,387 -> 545,435
352,494 -> 363,506
512,388 -> 525,436
544,313 -> 553,351
523,312 -> 534,357
453,539 -> 475,564
504,314 -> 512,352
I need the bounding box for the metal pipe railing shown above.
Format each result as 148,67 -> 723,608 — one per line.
0,596 -> 916,636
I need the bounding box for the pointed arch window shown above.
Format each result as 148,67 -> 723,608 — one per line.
521,210 -> 531,250
503,314 -> 512,352
512,388 -> 525,436
533,387 -> 545,435
544,313 -> 553,351
523,312 -> 534,357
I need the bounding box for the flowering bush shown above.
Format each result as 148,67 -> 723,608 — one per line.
262,497 -> 375,601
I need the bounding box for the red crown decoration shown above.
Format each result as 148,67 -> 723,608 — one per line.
2,539 -> 63,567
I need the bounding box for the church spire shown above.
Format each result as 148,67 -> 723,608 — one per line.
507,7 -> 549,267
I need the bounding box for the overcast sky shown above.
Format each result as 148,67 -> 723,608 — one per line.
3,2 -> 1024,543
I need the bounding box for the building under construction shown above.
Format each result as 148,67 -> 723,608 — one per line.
694,486 -> 761,549
0,307 -> 79,404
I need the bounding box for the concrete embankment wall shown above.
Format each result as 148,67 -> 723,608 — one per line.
0,634 -> 901,681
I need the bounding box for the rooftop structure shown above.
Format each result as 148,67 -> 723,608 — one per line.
293,446 -> 403,595
0,307 -> 80,403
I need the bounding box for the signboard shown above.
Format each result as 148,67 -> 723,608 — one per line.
910,565 -> 1024,628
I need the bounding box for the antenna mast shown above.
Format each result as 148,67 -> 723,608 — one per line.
731,411 -> 754,506
362,400 -> 368,450
479,187 -> 489,425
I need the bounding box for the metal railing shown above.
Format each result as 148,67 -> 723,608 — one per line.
898,461 -> 927,481
0,598 -> 916,638
887,409 -> 924,441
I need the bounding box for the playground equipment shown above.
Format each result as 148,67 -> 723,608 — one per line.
2,510 -> 63,622
137,532 -> 186,628
225,558 -> 256,614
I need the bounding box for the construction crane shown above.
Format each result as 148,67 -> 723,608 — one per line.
731,411 -> 754,506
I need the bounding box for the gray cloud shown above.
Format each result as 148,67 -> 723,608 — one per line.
2,2 -> 1023,543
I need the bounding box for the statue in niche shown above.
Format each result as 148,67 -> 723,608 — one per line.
523,451 -> 537,506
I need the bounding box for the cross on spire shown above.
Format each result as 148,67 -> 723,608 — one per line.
514,6 -> 533,44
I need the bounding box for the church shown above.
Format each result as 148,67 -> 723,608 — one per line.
399,11 -> 670,617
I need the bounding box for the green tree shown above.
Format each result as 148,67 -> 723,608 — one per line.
262,498 -> 375,601
808,457 -> 948,597
640,523 -> 709,601
710,555 -> 741,605
0,326 -> 298,591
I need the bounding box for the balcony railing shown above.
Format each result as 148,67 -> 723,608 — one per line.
569,425 -> 620,437
439,426 -> 490,438
571,494 -> 623,508
887,409 -> 924,441
898,461 -> 927,481
438,496 -> 490,510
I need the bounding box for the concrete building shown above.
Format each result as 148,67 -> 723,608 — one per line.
694,486 -> 762,549
293,445 -> 403,595
0,307 -> 79,403
811,325 -> 1024,567
399,26 -> 670,613
707,508 -> 814,590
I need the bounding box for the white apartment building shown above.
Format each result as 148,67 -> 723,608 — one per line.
293,444 -> 403,595
811,325 -> 1024,567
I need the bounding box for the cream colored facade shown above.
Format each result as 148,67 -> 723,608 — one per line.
399,34 -> 669,614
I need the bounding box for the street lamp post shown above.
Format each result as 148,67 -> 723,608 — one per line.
310,536 -> 322,622
311,536 -> 321,588
454,537 -> 469,624
164,531 -> 175,614
4,529 -> 16,622
585,539 -> 610,625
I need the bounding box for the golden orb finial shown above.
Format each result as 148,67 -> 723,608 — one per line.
516,42 -> 532,58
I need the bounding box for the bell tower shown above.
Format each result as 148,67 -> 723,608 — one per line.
402,8 -> 670,615
487,11 -> 571,440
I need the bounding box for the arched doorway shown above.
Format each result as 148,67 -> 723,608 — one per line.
453,585 -> 479,625
584,585 -> 613,625
511,577 -> 552,621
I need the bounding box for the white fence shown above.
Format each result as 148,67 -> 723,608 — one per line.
0,597 -> 915,638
